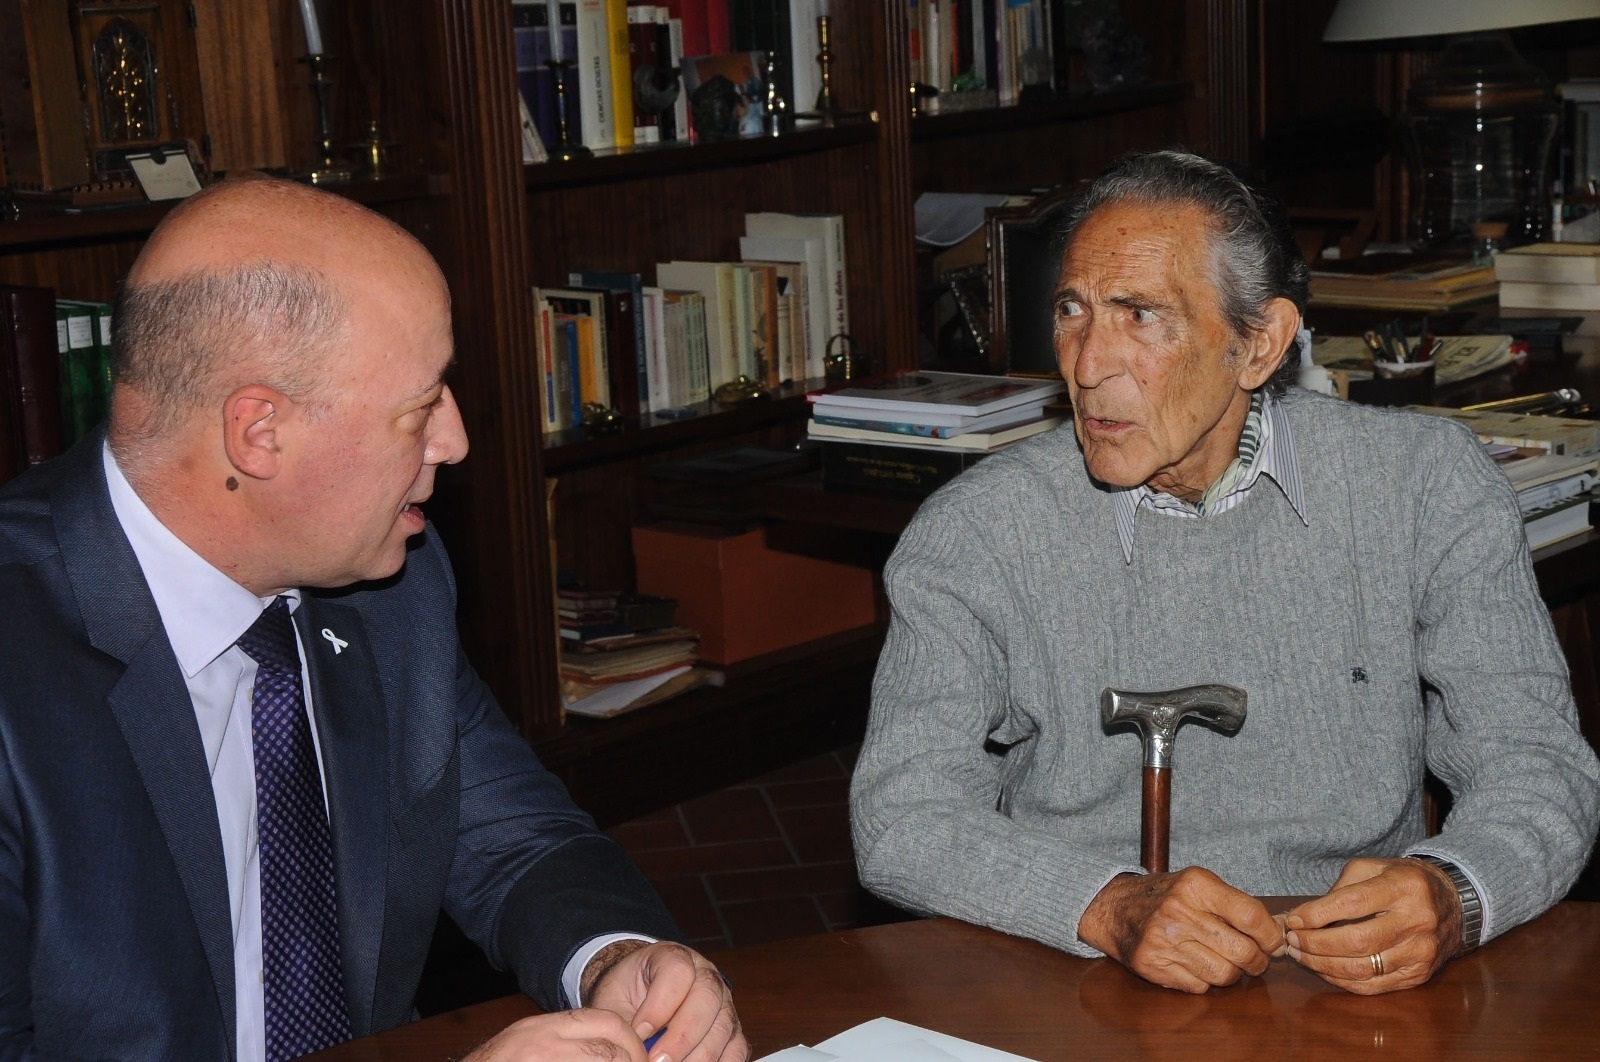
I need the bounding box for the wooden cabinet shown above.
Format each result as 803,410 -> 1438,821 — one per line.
0,0 -> 1216,822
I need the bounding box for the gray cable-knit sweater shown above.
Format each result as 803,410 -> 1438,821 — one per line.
851,388 -> 1600,957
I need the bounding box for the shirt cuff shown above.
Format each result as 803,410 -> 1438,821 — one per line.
561,932 -> 658,1008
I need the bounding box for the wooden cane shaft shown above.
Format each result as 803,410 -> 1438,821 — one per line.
1141,765 -> 1170,873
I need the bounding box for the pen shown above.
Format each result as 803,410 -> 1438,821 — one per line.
644,1027 -> 667,1052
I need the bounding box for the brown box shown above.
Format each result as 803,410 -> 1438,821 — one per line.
632,523 -> 876,666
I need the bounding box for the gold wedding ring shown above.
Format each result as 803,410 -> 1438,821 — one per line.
1370,952 -> 1386,977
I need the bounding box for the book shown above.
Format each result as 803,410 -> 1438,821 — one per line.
1308,256 -> 1498,309
740,233 -> 827,378
574,0 -> 614,149
811,399 -> 1051,438
743,261 -> 780,387
627,4 -> 662,144
54,300 -> 97,443
56,298 -> 112,427
663,289 -> 711,403
1494,243 -> 1600,285
605,0 -> 635,148
745,212 -> 848,366
819,438 -> 990,498
808,414 -> 1062,451
562,664 -> 713,718
537,287 -> 610,408
512,1 -> 559,147
811,370 -> 1064,418
1524,492 -> 1592,551
0,284 -> 64,478
656,260 -> 737,387
569,270 -> 649,417
1497,280 -> 1600,313
1411,406 -> 1600,457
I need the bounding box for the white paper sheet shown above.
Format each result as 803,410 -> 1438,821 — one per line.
755,1017 -> 1039,1062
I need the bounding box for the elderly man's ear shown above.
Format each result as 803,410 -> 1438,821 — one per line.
1236,297 -> 1301,390
223,386 -> 290,482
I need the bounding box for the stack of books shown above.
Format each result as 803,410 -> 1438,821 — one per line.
1413,406 -> 1600,549
1308,254 -> 1498,311
557,589 -> 708,718
1493,243 -> 1600,313
808,371 -> 1064,497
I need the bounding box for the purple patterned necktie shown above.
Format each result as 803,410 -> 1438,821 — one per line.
239,597 -> 352,1062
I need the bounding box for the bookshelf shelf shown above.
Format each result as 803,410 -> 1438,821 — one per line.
522,122 -> 878,191
911,82 -> 1194,142
0,174 -> 440,252
530,625 -> 884,827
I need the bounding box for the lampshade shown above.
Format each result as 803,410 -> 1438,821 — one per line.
1324,0 -> 1599,42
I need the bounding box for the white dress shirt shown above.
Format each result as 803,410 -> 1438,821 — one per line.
101,446 -> 640,1060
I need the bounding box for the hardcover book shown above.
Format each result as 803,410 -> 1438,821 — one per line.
0,284 -> 63,478
1493,243 -> 1600,286
811,370 -> 1063,418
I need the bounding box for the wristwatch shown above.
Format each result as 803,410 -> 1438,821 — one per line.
1412,855 -> 1483,953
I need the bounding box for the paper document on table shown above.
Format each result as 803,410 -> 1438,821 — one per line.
755,1018 -> 1039,1062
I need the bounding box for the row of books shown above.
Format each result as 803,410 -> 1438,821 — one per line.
806,370 -> 1064,497
1492,242 -> 1600,313
0,285 -> 114,483
911,0 -> 1053,110
513,0 -> 821,153
538,210 -> 848,433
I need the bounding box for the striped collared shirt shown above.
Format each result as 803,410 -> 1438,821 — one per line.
1110,389 -> 1309,564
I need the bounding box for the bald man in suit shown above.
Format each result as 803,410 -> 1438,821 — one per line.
0,177 -> 745,1062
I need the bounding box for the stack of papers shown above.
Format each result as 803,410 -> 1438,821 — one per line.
756,1018 -> 1037,1062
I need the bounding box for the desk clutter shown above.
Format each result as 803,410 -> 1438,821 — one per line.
1494,243 -> 1600,314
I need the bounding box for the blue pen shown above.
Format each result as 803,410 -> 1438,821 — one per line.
643,1026 -> 667,1052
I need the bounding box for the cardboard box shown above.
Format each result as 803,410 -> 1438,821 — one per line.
632,523 -> 876,665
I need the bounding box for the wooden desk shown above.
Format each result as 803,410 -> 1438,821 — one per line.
311,905 -> 1600,1060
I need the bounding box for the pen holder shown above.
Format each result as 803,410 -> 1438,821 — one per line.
1349,360 -> 1434,407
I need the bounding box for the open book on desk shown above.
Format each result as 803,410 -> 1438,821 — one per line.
757,1017 -> 1037,1062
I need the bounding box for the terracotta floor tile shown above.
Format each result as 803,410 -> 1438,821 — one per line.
739,751 -> 848,788
706,861 -> 862,904
764,775 -> 850,810
628,838 -> 794,880
607,815 -> 690,854
680,787 -> 781,845
774,803 -> 856,864
718,895 -> 829,949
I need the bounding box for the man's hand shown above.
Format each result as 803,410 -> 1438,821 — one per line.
1282,857 -> 1462,995
585,940 -> 748,1062
462,1009 -> 649,1061
1077,868 -> 1286,993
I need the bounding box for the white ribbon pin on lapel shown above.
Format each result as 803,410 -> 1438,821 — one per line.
321,628 -> 349,655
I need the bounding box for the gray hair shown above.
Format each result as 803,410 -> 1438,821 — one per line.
1060,149 -> 1309,395
111,262 -> 347,441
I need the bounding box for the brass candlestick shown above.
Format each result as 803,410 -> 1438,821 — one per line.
303,54 -> 352,184
796,15 -> 866,127
546,59 -> 592,160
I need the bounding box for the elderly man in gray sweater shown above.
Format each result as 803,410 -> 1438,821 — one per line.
851,149 -> 1600,996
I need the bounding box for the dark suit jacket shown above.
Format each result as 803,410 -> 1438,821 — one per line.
0,434 -> 679,1060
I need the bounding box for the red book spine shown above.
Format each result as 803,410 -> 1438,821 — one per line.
703,0 -> 730,54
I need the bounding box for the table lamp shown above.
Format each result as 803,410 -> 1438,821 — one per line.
1324,0 -> 1598,250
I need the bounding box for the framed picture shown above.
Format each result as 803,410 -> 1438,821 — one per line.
682,51 -> 765,141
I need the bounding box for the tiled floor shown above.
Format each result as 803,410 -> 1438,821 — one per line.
605,743 -> 912,953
